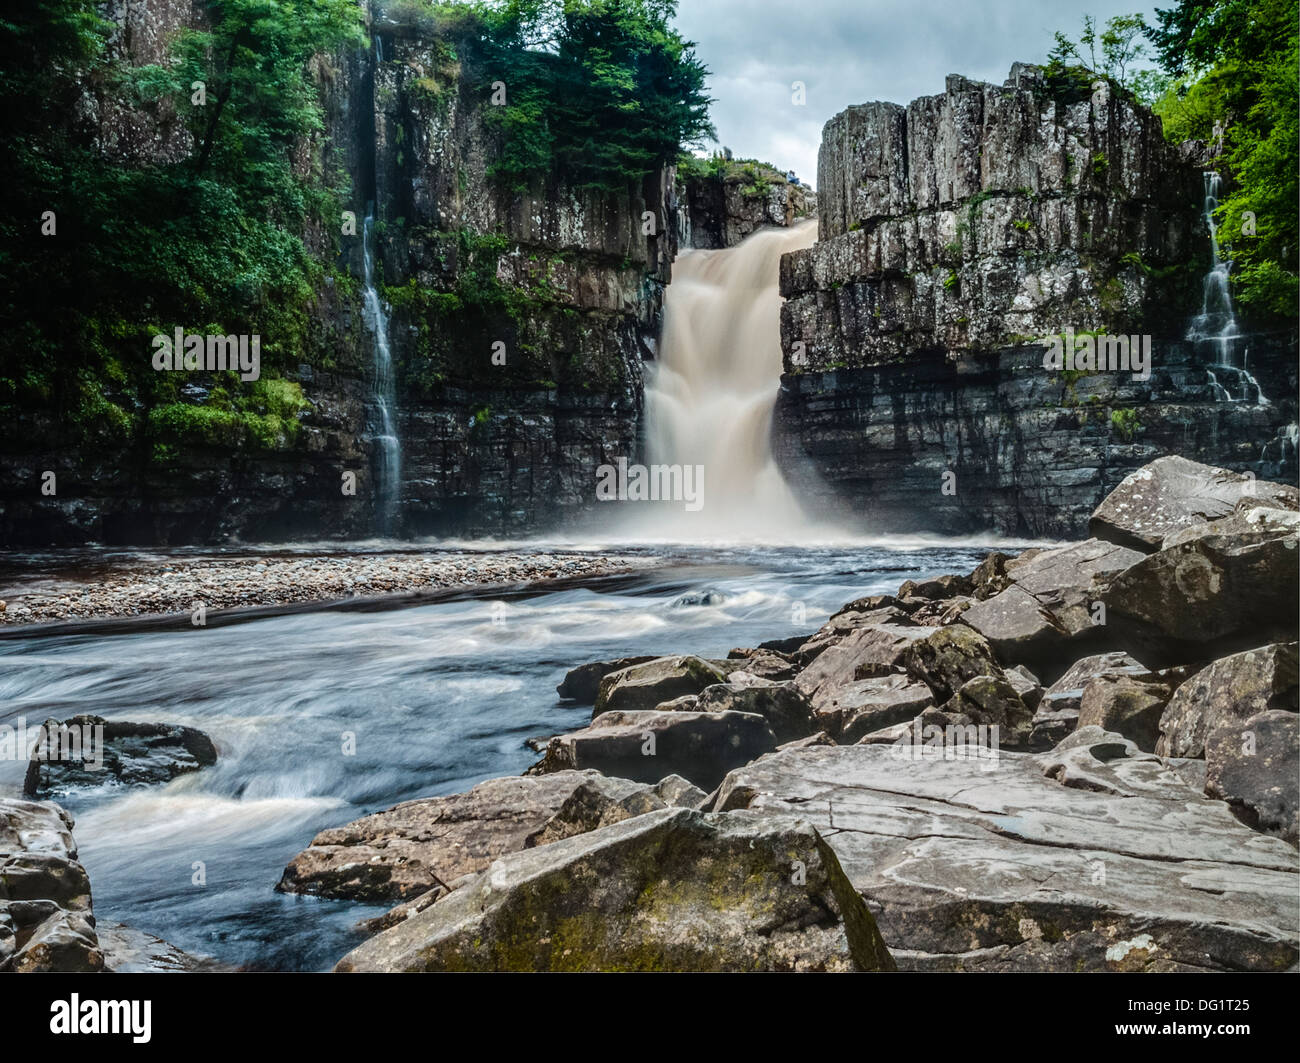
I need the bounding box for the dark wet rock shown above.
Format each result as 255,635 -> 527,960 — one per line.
277,771 -> 615,902
594,655 -> 730,714
0,799 -> 102,973
714,742 -> 1298,971
1005,664 -> 1043,710
812,673 -> 935,744
695,679 -> 815,743
1205,710 -> 1298,845
938,675 -> 1033,746
524,773 -> 707,849
335,808 -> 895,973
1157,643 -> 1298,759
1028,651 -> 1157,749
901,624 -> 1005,702
1090,456 -> 1299,553
22,715 -> 217,797
1077,675 -> 1172,752
556,656 -> 656,703
539,710 -> 777,791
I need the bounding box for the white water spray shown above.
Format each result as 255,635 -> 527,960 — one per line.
641,220 -> 819,538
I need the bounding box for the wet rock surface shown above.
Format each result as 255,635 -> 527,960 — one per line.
335,807 -> 893,973
23,716 -> 217,797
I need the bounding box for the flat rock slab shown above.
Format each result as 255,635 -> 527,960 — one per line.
335,808 -> 895,973
278,771 -> 616,902
1090,456 -> 1299,552
714,742 -> 1299,972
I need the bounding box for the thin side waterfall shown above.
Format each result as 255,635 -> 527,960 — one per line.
641,220 -> 819,538
1189,170 -> 1268,405
362,207 -> 401,531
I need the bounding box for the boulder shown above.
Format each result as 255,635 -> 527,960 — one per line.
794,620 -> 934,709
277,771 -> 616,902
538,710 -> 777,790
901,624 -> 1005,702
1076,675 -> 1172,752
812,673 -> 935,744
793,605 -> 914,665
1030,651 -> 1158,749
723,648 -> 798,681
962,540 -> 1143,676
0,799 -> 103,973
969,551 -> 1014,600
594,655 -> 729,714
556,656 -> 655,702
1103,522 -> 1299,663
1205,710 -> 1298,845
335,808 -> 896,973
714,742 -> 1298,971
695,679 -> 815,743
1090,456 -> 1298,553
22,715 -> 217,797
938,675 -> 1033,746
1163,502 -> 1300,550
1157,643 -> 1298,758
1005,664 -> 1043,710
524,774 -> 707,848
898,573 -> 973,599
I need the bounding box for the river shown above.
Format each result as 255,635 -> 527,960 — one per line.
0,540 -> 1001,970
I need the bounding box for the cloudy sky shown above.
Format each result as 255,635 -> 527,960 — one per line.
672,0 -> 1163,186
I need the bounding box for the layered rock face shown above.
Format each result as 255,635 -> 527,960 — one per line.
776,65 -> 1298,537
369,19 -> 677,535
675,160 -> 816,249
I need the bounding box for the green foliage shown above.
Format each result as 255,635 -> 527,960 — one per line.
0,0 -> 364,451
477,0 -> 714,192
1110,407 -> 1142,440
1047,13 -> 1151,89
1146,0 -> 1298,318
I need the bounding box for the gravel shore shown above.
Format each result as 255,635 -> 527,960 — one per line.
0,551 -> 652,626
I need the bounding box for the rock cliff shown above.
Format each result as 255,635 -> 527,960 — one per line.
776,65 -> 1297,538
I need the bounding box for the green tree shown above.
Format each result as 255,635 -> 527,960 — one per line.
1146,0 -> 1298,317
478,0 -> 714,192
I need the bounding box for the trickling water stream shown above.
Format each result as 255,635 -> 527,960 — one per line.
1189,171 -> 1268,405
362,208 -> 402,531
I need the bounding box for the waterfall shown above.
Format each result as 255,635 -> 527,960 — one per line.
641,220 -> 819,538
1189,171 -> 1268,405
362,208 -> 401,532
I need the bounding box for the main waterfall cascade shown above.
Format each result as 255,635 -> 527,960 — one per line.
362,208 -> 401,532
642,220 -> 819,539
1190,171 -> 1269,405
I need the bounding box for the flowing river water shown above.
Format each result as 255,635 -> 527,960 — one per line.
0,542 -> 1001,971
